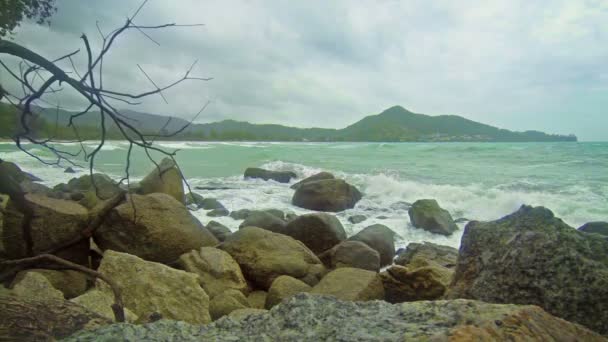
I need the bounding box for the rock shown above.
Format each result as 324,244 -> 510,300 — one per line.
97,250 -> 211,324
283,213 -> 346,254
71,290 -> 139,322
292,179 -> 362,212
408,199 -> 458,236
64,166 -> 77,173
247,291 -> 267,309
207,208 -> 229,217
264,208 -> 285,220
10,272 -> 64,301
138,157 -> 185,204
290,171 -> 335,190
244,167 -> 297,183
319,240 -> 380,272
238,210 -> 286,233
228,308 -> 267,318
219,227 -> 325,289
389,201 -> 411,210
229,209 -> 251,220
95,193 -> 218,264
199,198 -> 226,210
348,224 -> 397,267
395,241 -> 458,269
16,269 -> 88,299
177,247 -> 248,298
185,192 -> 205,207
58,173 -> 122,209
0,295 -> 110,341
19,180 -> 51,194
266,275 -> 312,309
2,193 -> 90,265
206,221 -> 232,241
63,293 -> 607,341
348,215 -> 367,224
0,160 -> 28,197
380,264 -> 452,303
447,205 -> 608,335
311,267 -> 384,301
209,289 -> 250,321
578,221 -> 608,236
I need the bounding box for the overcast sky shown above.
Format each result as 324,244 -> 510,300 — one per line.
4,0 -> 608,140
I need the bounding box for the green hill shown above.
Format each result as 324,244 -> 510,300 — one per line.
0,103 -> 577,142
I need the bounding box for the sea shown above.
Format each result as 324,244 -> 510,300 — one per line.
1,141 -> 607,250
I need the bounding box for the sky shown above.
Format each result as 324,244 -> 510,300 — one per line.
2,0 -> 608,141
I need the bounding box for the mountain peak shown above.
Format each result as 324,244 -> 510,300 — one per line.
379,105 -> 414,116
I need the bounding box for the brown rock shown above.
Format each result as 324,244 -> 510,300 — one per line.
348,224 -> 397,267
292,179 -> 362,212
311,267 -> 384,301
265,275 -> 312,309
138,157 -> 185,203
283,213 -> 346,254
319,240 -> 380,272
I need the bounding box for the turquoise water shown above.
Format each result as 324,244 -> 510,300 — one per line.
1,141 -> 607,248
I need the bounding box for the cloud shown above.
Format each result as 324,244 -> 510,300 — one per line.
1,0 -> 607,140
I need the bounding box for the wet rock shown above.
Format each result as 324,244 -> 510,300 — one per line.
447,205 -> 608,335
229,209 -> 251,220
97,250 -> 211,324
348,215 -> 367,224
265,275 -> 312,309
185,192 -> 205,207
283,213 -> 346,254
138,157 -> 185,204
64,293 -> 606,342
380,264 -> 452,303
206,220 -> 232,241
199,198 -> 226,210
290,171 -> 335,190
244,167 -> 297,183
238,210 -> 286,233
219,227 -> 325,289
95,193 -> 218,264
408,199 -> 458,236
177,247 -> 248,298
319,240 -> 380,272
207,208 -> 229,217
395,241 -> 458,270
311,267 -> 384,301
292,179 -> 362,212
64,167 -> 77,174
348,224 -> 397,267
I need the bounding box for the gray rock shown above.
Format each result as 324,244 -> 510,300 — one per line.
348,224 -> 397,267
318,240 -> 380,272
290,171 -> 335,190
229,209 -> 251,220
348,215 -> 367,224
185,192 -> 205,207
207,208 -> 229,217
138,157 -> 185,204
199,198 -> 226,210
206,221 -> 232,241
238,210 -> 286,233
395,241 -> 458,269
448,205 -> 608,335
408,199 -> 458,236
64,294 -> 606,342
64,167 -> 77,174
292,179 -> 362,212
283,213 -> 346,254
244,167 -> 297,183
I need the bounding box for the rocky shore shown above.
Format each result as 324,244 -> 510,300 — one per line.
0,158 -> 607,341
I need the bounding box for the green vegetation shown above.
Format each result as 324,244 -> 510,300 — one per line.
0,103 -> 577,142
0,0 -> 57,37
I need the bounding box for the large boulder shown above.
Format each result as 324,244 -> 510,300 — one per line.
219,227 -> 325,289
209,289 -> 250,321
238,210 -> 286,233
177,247 -> 248,298
63,294 -> 606,341
138,157 -> 185,204
244,167 -> 297,183
97,250 -> 212,324
348,224 -> 397,267
247,291 -> 268,309
54,173 -> 122,209
319,240 -> 380,272
10,272 -> 64,301
292,179 -> 362,212
448,205 -> 608,335
380,264 -> 452,303
578,221 -> 608,236
283,213 -> 346,254
395,241 -> 458,270
265,275 -> 312,309
408,199 -> 458,236
95,193 -> 218,264
185,192 -> 205,208
2,193 -> 90,265
290,171 -> 335,190
199,198 -> 226,210
229,209 -> 251,220
311,267 -> 384,302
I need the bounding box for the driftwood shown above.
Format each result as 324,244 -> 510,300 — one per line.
0,294 -> 111,341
